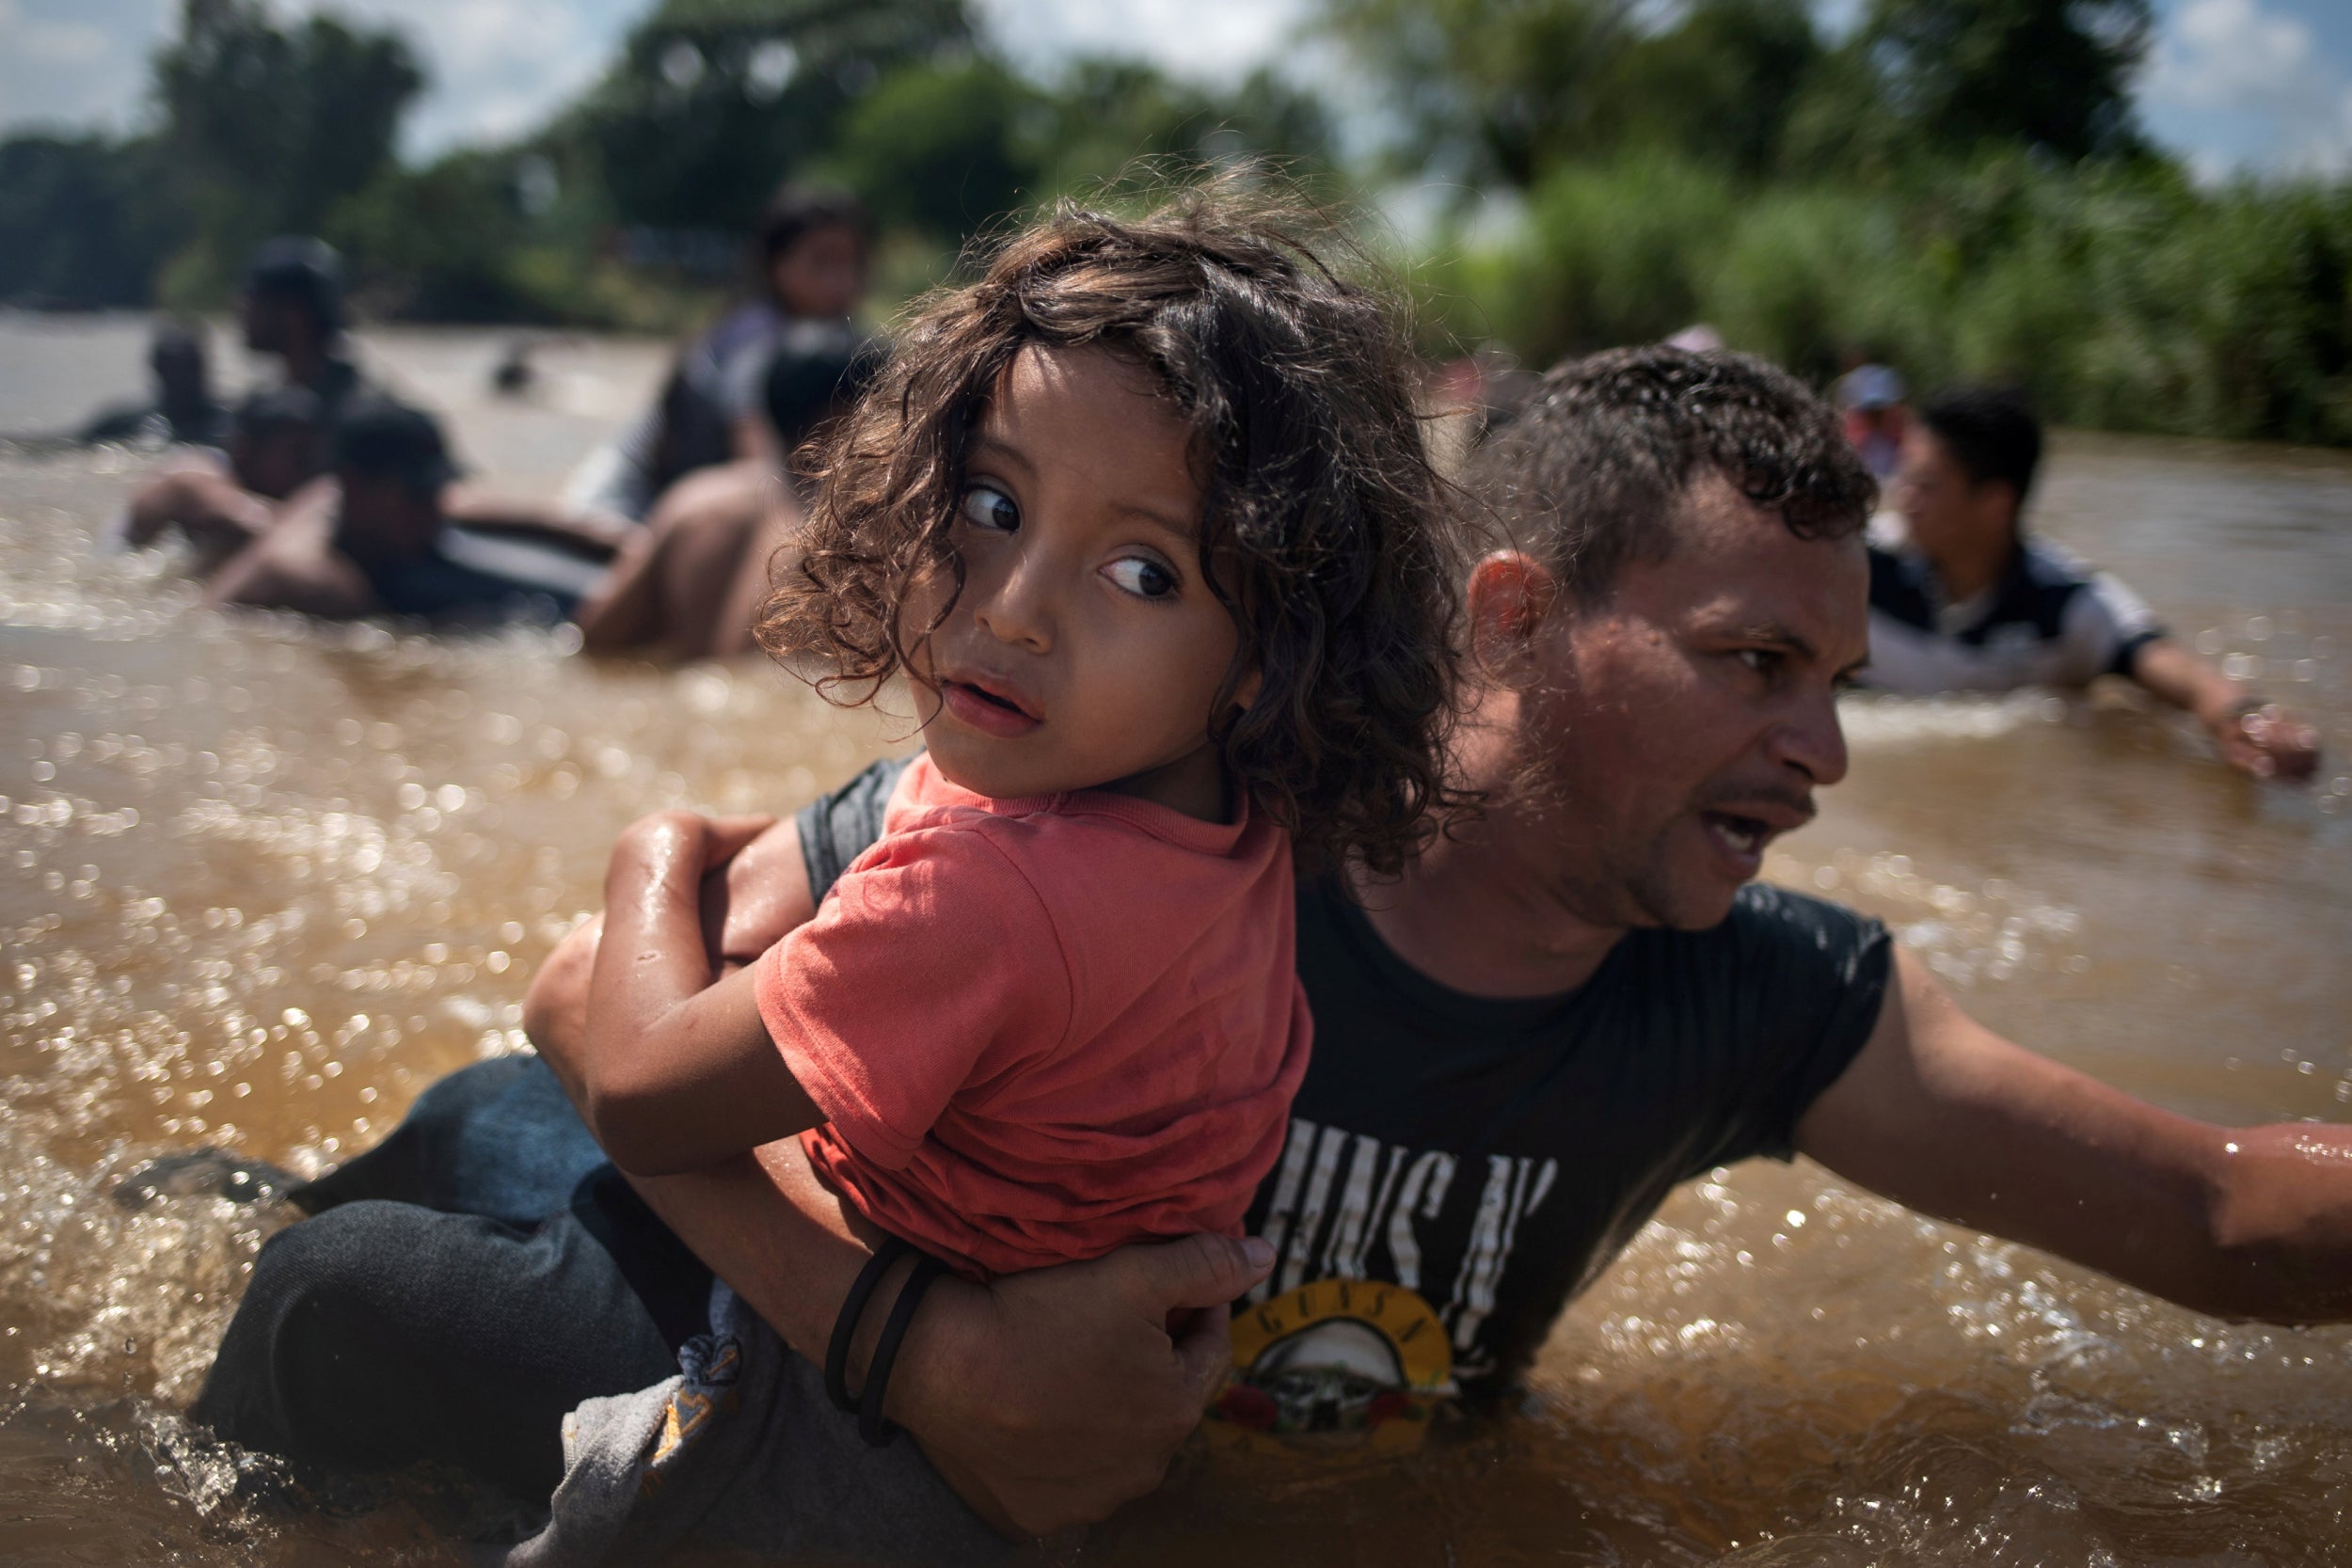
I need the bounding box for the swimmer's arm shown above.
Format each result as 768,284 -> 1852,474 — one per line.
1796,947 -> 2352,1323
568,809 -> 833,1175
204,524 -> 377,618
440,484 -> 632,560
2126,638 -> 2320,781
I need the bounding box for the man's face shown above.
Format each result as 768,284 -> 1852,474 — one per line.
1892,425 -> 2012,561
1507,474 -> 1869,931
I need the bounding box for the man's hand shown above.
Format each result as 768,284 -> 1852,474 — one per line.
2131,638 -> 2321,782
887,1233 -> 1276,1539
2207,699 -> 2321,783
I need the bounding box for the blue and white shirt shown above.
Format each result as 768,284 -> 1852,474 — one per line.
1861,515 -> 2167,694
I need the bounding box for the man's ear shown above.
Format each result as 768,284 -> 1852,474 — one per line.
1466,549 -> 1561,680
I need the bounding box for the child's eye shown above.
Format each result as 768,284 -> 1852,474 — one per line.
959,483 -> 1019,533
1103,556 -> 1179,600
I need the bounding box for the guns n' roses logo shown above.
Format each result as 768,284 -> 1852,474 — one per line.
1208,1279 -> 1454,1451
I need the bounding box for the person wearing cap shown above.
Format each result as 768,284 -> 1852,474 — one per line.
576,324 -> 881,658
1835,362 -> 1908,481
208,400 -> 616,623
1863,386 -> 2321,780
78,321 -> 230,449
563,186 -> 872,527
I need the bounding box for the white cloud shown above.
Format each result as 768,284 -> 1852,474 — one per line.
2141,0 -> 2352,176
285,0 -> 633,155
975,0 -> 1315,86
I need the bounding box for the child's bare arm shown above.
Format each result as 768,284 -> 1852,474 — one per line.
580,810 -> 827,1175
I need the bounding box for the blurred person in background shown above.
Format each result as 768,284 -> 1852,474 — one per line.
575,323 -> 881,659
117,237 -> 372,556
1863,386 -> 2320,780
564,186 -> 872,528
1836,360 -> 1907,481
113,386 -> 323,570
76,321 -> 228,449
235,235 -> 369,428
209,400 -> 613,624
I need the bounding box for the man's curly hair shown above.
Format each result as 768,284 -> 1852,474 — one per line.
756,182 -> 1467,876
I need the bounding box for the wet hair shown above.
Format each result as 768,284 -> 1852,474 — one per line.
1919,385 -> 2042,507
762,323 -> 882,456
149,321 -> 205,376
1469,345 -> 1878,601
245,236 -> 345,337
755,185 -> 872,268
333,399 -> 459,499
758,183 -> 1468,876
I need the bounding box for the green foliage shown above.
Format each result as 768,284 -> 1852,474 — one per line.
0,135 -> 188,308
325,151 -> 558,324
817,55 -> 1041,241
1855,0 -> 2152,163
566,0 -> 974,231
1454,150 -> 2352,447
154,0 -> 423,295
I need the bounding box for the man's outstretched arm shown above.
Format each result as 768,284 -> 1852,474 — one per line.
2127,636 -> 2321,782
1797,946 -> 2352,1323
523,816 -> 1270,1537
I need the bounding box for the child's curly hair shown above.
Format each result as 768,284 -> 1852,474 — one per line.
757,180 -> 1467,876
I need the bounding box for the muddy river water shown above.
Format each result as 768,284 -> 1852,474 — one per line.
1,317 -> 2347,1565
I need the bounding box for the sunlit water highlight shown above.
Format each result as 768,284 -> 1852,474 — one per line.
3,317 -> 2348,1565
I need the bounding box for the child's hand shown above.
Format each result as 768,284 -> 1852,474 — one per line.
606,810 -> 777,901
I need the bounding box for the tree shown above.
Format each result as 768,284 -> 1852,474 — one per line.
569,0 -> 976,233
0,135 -> 189,308
1319,0 -> 1640,187
1855,0 -> 2152,162
818,55 -> 1043,244
152,0 -> 423,295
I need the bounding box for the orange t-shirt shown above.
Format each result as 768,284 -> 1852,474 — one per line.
753,753 -> 1311,1279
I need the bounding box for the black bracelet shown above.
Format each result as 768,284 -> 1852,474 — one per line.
859,1252 -> 946,1448
823,1235 -> 913,1416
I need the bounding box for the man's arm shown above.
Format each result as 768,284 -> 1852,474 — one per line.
2127,637 -> 2321,782
521,815 -> 1271,1536
1797,946 -> 2352,1323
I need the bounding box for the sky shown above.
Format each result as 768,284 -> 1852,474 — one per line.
0,0 -> 2346,182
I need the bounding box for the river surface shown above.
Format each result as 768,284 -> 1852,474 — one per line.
1,315 -> 2347,1565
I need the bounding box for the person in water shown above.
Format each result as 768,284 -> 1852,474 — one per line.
77,321 -> 229,449
574,322 -> 882,658
1861,386 -> 2320,780
563,186 -> 872,527
112,386 -> 324,570
165,346 -> 2352,1558
119,238 -> 374,559
190,190 -> 1467,1561
207,400 -> 617,623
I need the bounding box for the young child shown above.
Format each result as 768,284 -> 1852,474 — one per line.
194,186 -> 1465,1555
552,193 -> 1465,1297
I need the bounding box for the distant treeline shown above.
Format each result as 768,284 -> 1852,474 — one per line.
4,0 -> 2348,447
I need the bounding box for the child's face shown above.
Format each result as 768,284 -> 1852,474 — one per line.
907,345 -> 1248,814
